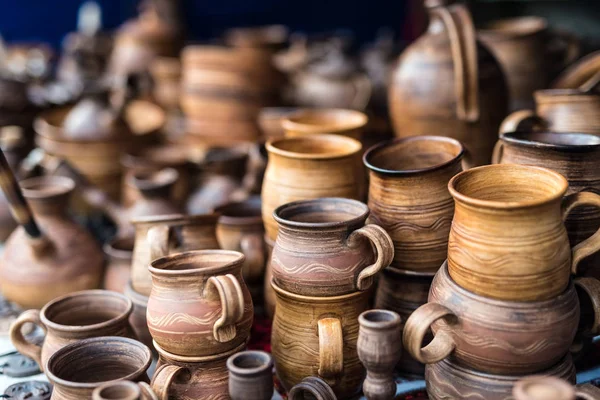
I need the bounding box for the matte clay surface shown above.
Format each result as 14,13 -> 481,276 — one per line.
227,351 -> 274,400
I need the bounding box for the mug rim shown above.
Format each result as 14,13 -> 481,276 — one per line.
154,339 -> 247,363
271,278 -> 367,302
500,131 -> 600,152
130,212 -> 219,226
226,350 -> 274,376
282,108 -> 368,134
273,197 -> 369,229
214,195 -> 262,225
149,249 -> 245,277
20,175 -> 75,200
266,133 -> 362,160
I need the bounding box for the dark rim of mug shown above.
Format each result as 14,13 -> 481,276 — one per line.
384,266 -> 437,279
103,237 -> 134,259
363,136 -> 464,175
273,197 -> 369,229
214,195 -> 262,225
149,249 -> 245,276
359,309 -> 401,330
266,133 -> 362,160
500,131 -> 600,152
226,350 -> 274,375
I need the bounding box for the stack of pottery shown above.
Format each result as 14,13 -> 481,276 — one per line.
269,197 -> 394,398
363,136 -> 466,375
403,164 -> 600,399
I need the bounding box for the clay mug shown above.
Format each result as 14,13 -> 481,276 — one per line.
288,377 -> 338,400
227,351 -> 274,400
282,108 -> 368,141
147,249 -> 253,357
513,376 -> 598,400
93,381 -> 158,400
448,164 -> 600,301
103,237 -> 134,293
363,136 -> 466,273
271,197 -> 394,296
403,262 -> 600,374
10,290 -> 134,371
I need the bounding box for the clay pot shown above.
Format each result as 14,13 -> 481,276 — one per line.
0,176 -> 104,309
147,250 -> 253,357
363,136 -> 465,273
227,351 -> 274,400
388,0 -> 508,166
426,355 -> 576,400
103,237 -> 134,294
357,310 -> 402,400
93,381 -> 158,400
288,377 -> 338,400
403,262 -> 600,375
131,213 -> 220,296
271,280 -> 368,399
262,134 -> 364,241
282,108 -> 368,142
513,376 -> 594,400
124,282 -> 153,350
448,164 -> 600,301
271,197 -> 394,296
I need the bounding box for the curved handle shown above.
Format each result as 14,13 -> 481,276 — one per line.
240,233 -> 266,283
347,224 -> 394,291
461,146 -> 474,170
138,382 -> 159,400
147,225 -> 171,262
205,274 -> 245,343
317,317 -> 343,379
574,277 -> 600,336
579,70 -> 600,93
151,364 -> 190,400
402,302 -> 457,364
350,74 -> 372,111
491,140 -> 504,164
9,309 -> 46,369
562,191 -> 600,274
499,110 -> 546,135
575,384 -> 600,399
288,377 -> 338,400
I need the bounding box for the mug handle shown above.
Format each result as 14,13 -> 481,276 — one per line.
317,317 -> 343,380
205,274 -> 245,343
575,383 -> 600,399
147,225 -> 176,262
9,309 -> 46,369
151,364 -> 190,400
562,192 -> 600,274
499,110 -> 546,136
402,302 -> 457,364
240,233 -> 266,282
137,382 -> 159,400
347,224 -> 394,291
288,377 -> 337,400
574,278 -> 600,336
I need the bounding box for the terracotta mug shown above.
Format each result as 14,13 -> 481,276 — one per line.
10,290 -> 134,371
227,351 -> 274,400
403,262 -> 600,375
147,249 -> 253,357
363,136 -> 466,273
271,197 -> 394,296
448,164 -> 600,301
93,381 -> 158,400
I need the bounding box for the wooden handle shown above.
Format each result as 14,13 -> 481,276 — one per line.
402,302 -> 457,364
147,225 -> 171,262
240,233 -> 266,283
348,224 -> 394,291
206,274 -> 245,343
574,277 -> 600,336
499,110 -> 546,135
317,317 -> 343,379
288,377 -> 337,400
562,191 -> 600,274
9,309 -> 45,370
151,364 -> 190,400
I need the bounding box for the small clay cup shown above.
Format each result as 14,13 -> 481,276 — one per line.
227,350 -> 274,400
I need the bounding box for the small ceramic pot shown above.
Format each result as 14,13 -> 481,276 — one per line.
282,108 -> 368,141
10,290 -> 134,371
271,197 -> 394,296
288,377 -> 337,400
147,250 -> 253,357
124,282 -> 152,351
227,351 -> 274,400
103,237 -> 134,294
92,381 -> 157,400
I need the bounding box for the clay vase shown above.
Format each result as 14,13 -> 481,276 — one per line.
147,250 -> 253,357
227,351 -> 274,400
288,377 -> 338,400
262,134 -> 364,241
271,197 -> 394,296
271,280 -> 368,399
492,131 -> 600,277
103,237 -> 134,294
282,108 -> 368,142
357,310 -> 402,400
388,0 -> 508,166
0,175 -> 104,309
363,136 -> 465,273
93,381 -> 158,400
448,164 -> 600,301
403,262 -> 600,375
426,355 -> 576,400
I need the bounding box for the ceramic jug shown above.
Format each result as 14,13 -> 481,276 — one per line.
388,0 -> 508,166
447,164 -> 600,301
227,351 -> 274,400
271,198 -> 394,296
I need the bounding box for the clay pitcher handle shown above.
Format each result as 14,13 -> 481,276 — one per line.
9,309 -> 46,369
575,384 -> 600,399
574,278 -> 600,336
499,110 -> 546,135
347,224 -> 394,291
240,233 -> 266,283
147,225 -> 172,262
205,274 -> 245,343
562,191 -> 600,274
402,302 -> 457,364
288,377 -> 338,400
151,364 -> 190,400
317,317 -> 343,380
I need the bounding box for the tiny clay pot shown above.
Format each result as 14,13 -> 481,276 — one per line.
227,350 -> 274,400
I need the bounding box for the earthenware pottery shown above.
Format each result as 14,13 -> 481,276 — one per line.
426,355 -> 576,400
258,107 -> 302,141
93,381 -> 158,400
492,131 -> 600,277
357,310 -> 402,400
9,290 -> 134,371
364,136 -> 465,272
124,282 -> 152,350
271,280 -> 368,399
131,213 -> 220,296
263,235 -> 276,318
154,340 -> 245,400
227,351 -> 274,400
288,377 -> 338,400
0,174 -> 103,309
262,134 -> 364,241
147,249 -> 253,356
448,164 -> 600,301
282,108 -> 368,142
388,0 -> 508,166
271,197 -> 394,296
103,237 -> 134,293
403,262 -> 600,374
514,376 -> 579,400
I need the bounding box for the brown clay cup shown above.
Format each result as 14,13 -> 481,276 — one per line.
227,350 -> 274,400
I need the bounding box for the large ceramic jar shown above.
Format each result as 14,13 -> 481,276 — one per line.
388,0 -> 508,166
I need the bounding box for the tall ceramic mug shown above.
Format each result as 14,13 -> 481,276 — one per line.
9,290 -> 134,371
493,131 -> 600,277
147,249 -> 253,357
363,136 -> 466,273
271,198 -> 394,296
261,134 -> 364,241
